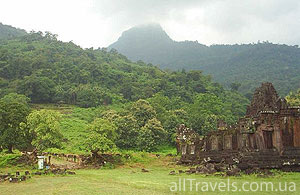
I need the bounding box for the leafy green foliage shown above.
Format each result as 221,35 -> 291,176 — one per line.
0,153 -> 22,167
114,115 -> 139,149
87,118 -> 117,141
0,93 -> 31,152
85,134 -> 117,153
137,128 -> 156,152
161,109 -> 188,144
131,99 -> 156,127
186,93 -> 236,135
84,118 -> 118,153
286,89 -> 300,106
17,75 -> 56,103
24,109 -> 63,151
137,118 -> 167,152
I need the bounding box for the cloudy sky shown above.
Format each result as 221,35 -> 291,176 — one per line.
1,0 -> 300,48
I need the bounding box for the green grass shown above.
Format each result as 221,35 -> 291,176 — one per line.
155,145 -> 177,155
59,117 -> 89,154
1,154 -> 300,194
1,166 -> 300,195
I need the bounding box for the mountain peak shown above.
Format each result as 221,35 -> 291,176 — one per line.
110,23 -> 172,48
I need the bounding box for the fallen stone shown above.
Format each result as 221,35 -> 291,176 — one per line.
9,177 -> 19,183
189,168 -> 196,173
19,176 -> 27,181
51,168 -> 66,175
34,172 -> 42,175
0,174 -> 10,180
206,163 -> 217,174
226,167 -> 241,177
141,168 -> 149,173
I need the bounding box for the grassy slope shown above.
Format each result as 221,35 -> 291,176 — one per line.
31,104 -> 105,154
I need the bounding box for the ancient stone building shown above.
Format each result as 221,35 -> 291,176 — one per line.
177,83 -> 300,170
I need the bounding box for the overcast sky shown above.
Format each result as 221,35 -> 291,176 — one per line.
1,0 -> 300,48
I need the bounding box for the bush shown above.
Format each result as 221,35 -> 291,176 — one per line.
0,153 -> 22,167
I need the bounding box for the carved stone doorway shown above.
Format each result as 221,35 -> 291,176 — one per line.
263,131 -> 273,149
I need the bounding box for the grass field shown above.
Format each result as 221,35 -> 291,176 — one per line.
1,167 -> 300,195
1,156 -> 300,195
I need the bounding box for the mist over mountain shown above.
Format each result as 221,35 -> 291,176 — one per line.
0,23 -> 27,40
109,24 -> 300,96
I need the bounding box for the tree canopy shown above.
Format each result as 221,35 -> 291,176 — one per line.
0,93 -> 31,152
24,109 -> 63,151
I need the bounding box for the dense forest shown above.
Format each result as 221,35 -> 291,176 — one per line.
0,28 -> 249,153
109,23 -> 300,96
0,23 -> 26,40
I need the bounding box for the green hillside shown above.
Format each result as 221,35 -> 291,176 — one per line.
0,23 -> 27,40
0,31 -> 249,153
109,24 -> 300,96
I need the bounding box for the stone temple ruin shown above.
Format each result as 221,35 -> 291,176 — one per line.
177,82 -> 300,172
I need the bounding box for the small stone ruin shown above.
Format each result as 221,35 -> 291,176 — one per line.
176,82 -> 300,173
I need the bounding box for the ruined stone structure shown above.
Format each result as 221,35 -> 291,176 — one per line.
177,83 -> 300,171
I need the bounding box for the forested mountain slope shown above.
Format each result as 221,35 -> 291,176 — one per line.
0,23 -> 27,40
109,24 -> 300,96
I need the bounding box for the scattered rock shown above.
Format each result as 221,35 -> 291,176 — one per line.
244,167 -> 260,175
257,169 -> 275,178
0,174 -> 10,180
51,168 -> 66,175
169,170 -> 176,175
226,167 -> 241,177
215,163 -> 229,172
25,171 -> 30,175
66,171 -> 76,175
19,176 -> 27,181
141,168 -> 149,173
33,172 -> 42,175
9,177 -> 19,183
206,163 -> 217,174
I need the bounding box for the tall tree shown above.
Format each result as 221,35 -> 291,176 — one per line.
0,93 -> 30,153
24,109 -> 63,151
